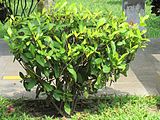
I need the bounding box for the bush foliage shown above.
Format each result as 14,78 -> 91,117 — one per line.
4,0 -> 149,116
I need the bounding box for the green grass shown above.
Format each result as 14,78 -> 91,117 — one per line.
145,5 -> 160,39
0,96 -> 160,120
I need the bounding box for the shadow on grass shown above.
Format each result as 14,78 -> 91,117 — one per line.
0,95 -> 159,119
12,95 -> 145,118
7,86 -> 128,117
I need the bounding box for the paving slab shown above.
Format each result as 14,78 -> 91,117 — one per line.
0,38 -> 160,99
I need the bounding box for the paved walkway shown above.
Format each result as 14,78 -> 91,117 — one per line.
104,38 -> 160,96
0,39 -> 36,99
0,39 -> 160,99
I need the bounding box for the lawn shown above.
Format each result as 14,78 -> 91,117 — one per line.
0,96 -> 160,120
1,0 -> 159,38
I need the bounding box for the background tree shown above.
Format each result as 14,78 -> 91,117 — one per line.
37,0 -> 54,13
122,0 -> 145,24
122,0 -> 146,31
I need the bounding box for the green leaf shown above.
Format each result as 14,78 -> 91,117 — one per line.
140,15 -> 149,27
53,90 -> 62,101
26,41 -> 31,46
130,45 -> 138,53
52,41 -> 62,49
64,103 -> 71,115
67,65 -> 77,82
24,78 -> 37,91
95,74 -> 101,88
43,82 -> 53,92
79,21 -> 86,33
102,65 -> 111,73
37,40 -> 45,49
44,36 -> 52,42
77,72 -> 83,83
36,55 -> 46,67
111,41 -> 116,55
7,28 -> 12,37
97,18 -> 106,28
118,64 -> 126,71
94,58 -> 103,65
54,35 -> 62,44
67,43 -> 72,56
118,53 -> 129,64
107,46 -> 112,59
29,44 -> 36,56
84,91 -> 89,99
54,62 -> 60,78
21,54 -> 30,63
24,52 -> 33,59
44,69 -> 50,78
48,23 -> 54,30
117,41 -> 126,46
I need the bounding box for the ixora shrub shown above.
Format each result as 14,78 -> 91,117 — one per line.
4,0 -> 149,116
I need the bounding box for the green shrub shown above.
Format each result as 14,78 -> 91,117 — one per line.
4,0 -> 149,116
146,0 -> 152,5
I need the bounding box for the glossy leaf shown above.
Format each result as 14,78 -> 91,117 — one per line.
67,65 -> 77,82
102,65 -> 111,73
24,78 -> 37,91
36,55 -> 46,67
97,18 -> 106,28
7,28 -> 12,37
64,103 -> 71,115
43,82 -> 53,92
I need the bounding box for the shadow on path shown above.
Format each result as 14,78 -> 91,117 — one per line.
0,39 -> 10,56
130,39 -> 160,94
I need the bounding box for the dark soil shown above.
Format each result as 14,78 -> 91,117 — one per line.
13,96 -> 160,118
14,99 -> 60,117
13,97 -> 112,118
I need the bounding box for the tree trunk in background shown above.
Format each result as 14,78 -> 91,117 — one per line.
37,0 -> 54,13
122,0 -> 145,30
44,0 -> 54,9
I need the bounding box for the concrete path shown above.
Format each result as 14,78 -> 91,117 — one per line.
0,39 -> 37,99
0,38 -> 160,99
104,38 -> 160,96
